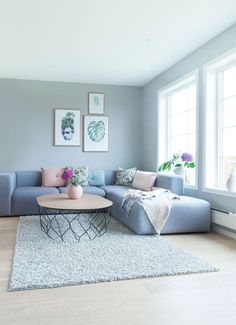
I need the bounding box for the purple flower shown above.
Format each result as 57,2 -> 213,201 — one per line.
62,168 -> 74,181
181,152 -> 193,162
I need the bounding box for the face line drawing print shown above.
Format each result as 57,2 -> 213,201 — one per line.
61,112 -> 75,141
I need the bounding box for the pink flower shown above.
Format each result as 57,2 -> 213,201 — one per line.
62,168 -> 74,181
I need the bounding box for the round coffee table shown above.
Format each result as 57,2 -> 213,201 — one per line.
36,193 -> 113,241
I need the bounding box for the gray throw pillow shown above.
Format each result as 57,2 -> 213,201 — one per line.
74,166 -> 89,186
116,167 -> 137,185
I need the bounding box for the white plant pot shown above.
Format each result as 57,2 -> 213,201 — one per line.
173,166 -> 185,178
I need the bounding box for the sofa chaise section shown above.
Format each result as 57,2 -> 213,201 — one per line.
100,174 -> 210,235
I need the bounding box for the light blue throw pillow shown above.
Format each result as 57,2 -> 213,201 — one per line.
89,170 -> 105,186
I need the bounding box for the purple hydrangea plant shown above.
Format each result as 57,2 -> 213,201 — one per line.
158,152 -> 196,171
181,152 -> 193,163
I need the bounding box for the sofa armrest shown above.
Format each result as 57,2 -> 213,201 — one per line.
155,172 -> 184,195
0,172 -> 16,216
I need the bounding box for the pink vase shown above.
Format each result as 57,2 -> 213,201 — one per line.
67,185 -> 83,199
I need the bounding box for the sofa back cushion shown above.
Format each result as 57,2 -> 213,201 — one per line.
16,171 -> 42,187
15,170 -> 117,187
104,170 -> 117,185
155,172 -> 184,195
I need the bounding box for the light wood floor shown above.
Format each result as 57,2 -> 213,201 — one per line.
1,217 -> 236,325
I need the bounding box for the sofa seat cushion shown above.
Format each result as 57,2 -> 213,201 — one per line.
12,187 -> 59,215
58,186 -> 106,197
162,196 -> 210,234
100,185 -> 130,196
100,185 -> 129,204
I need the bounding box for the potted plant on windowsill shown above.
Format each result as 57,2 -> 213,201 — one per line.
158,152 -> 196,179
62,167 -> 83,199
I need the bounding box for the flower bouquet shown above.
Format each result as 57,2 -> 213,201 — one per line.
62,167 -> 82,186
62,167 -> 83,199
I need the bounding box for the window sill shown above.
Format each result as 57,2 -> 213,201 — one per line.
202,187 -> 236,198
184,184 -> 197,190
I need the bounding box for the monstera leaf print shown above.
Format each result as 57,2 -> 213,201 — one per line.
93,95 -> 99,105
87,120 -> 105,142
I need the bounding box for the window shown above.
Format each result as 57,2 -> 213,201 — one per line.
205,49 -> 236,192
158,72 -> 197,187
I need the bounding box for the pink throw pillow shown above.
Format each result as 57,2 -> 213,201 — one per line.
132,170 -> 157,191
41,167 -> 65,187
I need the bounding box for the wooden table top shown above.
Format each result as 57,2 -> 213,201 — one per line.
36,193 -> 113,210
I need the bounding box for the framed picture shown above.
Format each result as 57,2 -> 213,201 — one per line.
83,115 -> 108,152
54,109 -> 81,146
88,93 -> 105,114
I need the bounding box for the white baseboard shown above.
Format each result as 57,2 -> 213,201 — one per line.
212,224 -> 236,240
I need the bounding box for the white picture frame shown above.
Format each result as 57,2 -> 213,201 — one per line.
83,115 -> 108,152
54,109 -> 81,146
88,93 -> 105,114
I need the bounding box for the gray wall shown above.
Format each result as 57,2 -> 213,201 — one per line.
0,79 -> 142,171
141,23 -> 236,212
1,23 -> 236,212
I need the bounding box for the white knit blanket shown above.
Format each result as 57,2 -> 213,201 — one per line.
121,188 -> 179,235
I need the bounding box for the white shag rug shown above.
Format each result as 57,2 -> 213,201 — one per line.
9,216 -> 218,291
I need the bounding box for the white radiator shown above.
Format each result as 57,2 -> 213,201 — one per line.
211,209 -> 236,239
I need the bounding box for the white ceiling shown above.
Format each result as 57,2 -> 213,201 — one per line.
0,0 -> 236,86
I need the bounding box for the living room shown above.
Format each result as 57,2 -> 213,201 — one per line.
1,1 -> 236,324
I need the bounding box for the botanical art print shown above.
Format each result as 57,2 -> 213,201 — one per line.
54,109 -> 81,146
88,93 -> 105,114
84,115 -> 108,151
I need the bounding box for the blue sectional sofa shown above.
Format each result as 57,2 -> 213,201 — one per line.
0,170 -> 211,234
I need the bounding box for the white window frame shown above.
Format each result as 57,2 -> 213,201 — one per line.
157,70 -> 199,189
203,47 -> 236,197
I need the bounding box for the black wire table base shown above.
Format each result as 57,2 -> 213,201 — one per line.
38,206 -> 111,241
